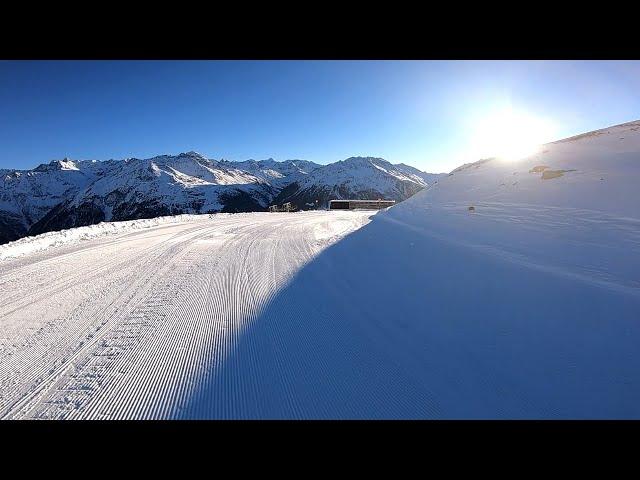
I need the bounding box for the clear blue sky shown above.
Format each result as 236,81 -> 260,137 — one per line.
1,60 -> 639,173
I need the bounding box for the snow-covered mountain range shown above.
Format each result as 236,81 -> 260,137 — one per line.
0,152 -> 443,243
272,157 -> 438,208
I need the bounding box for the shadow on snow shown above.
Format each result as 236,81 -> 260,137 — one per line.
174,212 -> 640,419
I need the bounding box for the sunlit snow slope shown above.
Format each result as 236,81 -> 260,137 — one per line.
0,211 -> 372,419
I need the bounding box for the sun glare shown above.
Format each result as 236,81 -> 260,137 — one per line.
469,108 -> 556,162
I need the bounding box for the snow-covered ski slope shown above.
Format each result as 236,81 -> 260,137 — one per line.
1,120 -> 639,419
0,211 -> 373,419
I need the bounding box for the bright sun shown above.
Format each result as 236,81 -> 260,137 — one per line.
469,108 -> 556,162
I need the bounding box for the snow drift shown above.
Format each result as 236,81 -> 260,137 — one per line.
0,213 -> 220,261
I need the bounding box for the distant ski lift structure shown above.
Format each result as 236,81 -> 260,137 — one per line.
268,202 -> 298,213
328,199 -> 396,210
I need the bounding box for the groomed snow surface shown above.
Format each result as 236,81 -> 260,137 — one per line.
1,120 -> 639,419
0,211 -> 373,419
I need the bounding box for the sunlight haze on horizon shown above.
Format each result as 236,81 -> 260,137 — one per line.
1,60 -> 639,173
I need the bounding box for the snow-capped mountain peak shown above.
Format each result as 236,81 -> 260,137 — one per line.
33,158 -> 82,172
272,156 -> 445,209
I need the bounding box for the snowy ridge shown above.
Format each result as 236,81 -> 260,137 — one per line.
404,119 -> 640,217
224,158 -> 322,187
393,162 -> 446,185
298,156 -> 431,191
382,120 -> 640,294
274,156 -> 445,208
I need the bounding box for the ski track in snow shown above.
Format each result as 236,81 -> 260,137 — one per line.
0,211 -> 373,419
